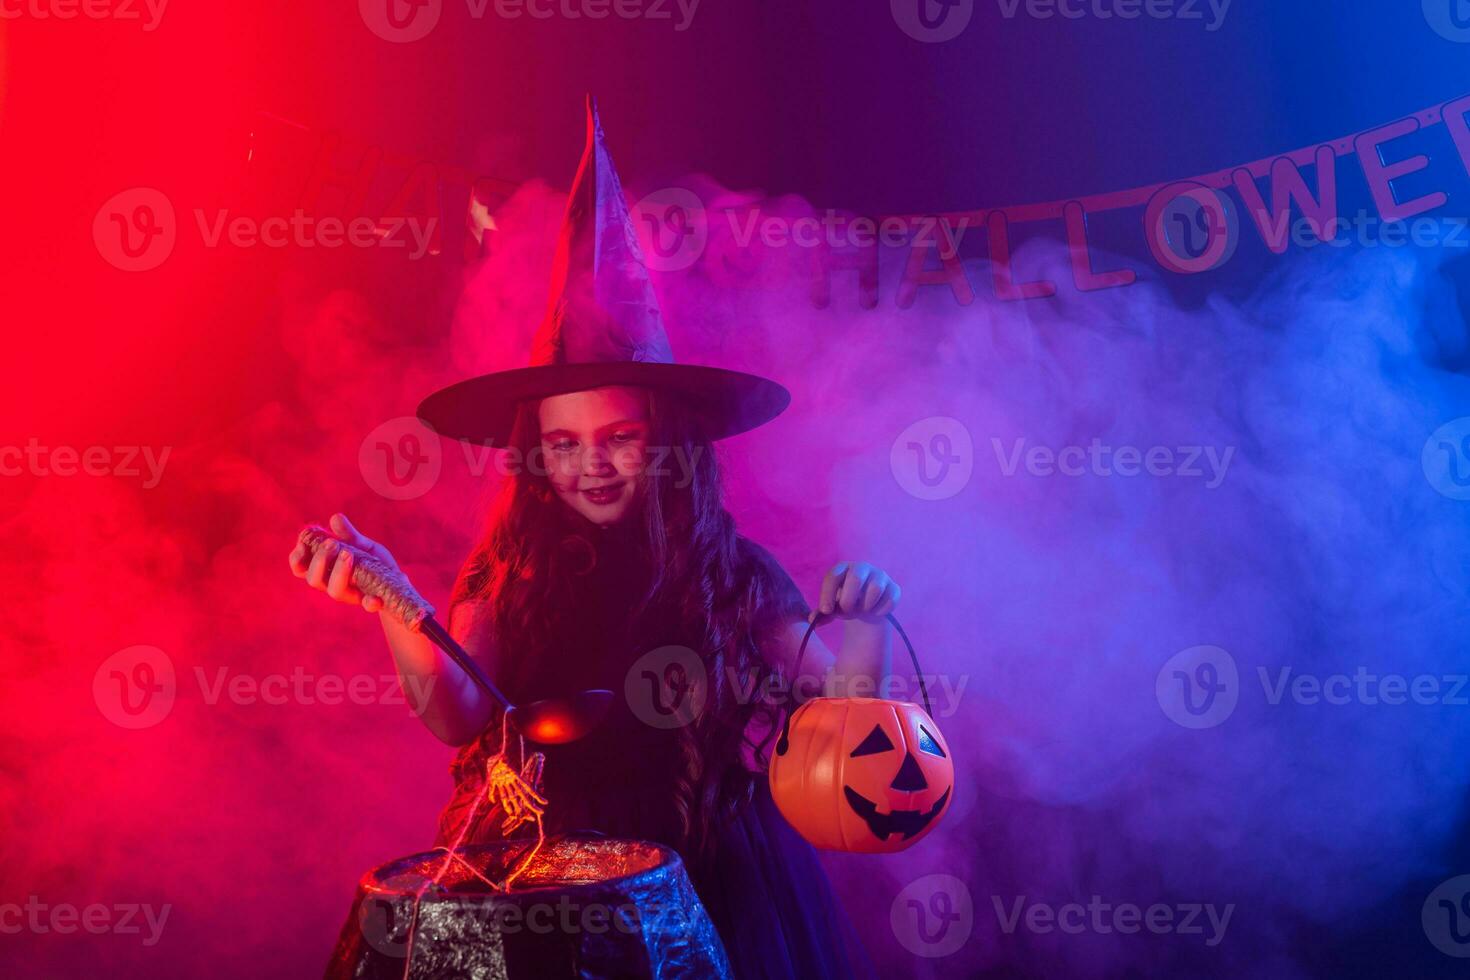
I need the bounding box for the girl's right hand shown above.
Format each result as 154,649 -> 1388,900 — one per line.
288,512 -> 399,613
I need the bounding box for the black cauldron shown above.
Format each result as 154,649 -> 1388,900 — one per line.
324,836 -> 730,979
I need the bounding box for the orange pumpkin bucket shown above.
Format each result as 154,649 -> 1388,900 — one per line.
769,612 -> 955,853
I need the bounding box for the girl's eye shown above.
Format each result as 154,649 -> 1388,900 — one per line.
550,440 -> 577,453
611,431 -> 638,444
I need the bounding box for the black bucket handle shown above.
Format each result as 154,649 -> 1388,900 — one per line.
775,611 -> 932,755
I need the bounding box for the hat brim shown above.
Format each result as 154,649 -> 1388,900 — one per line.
416,362 -> 791,445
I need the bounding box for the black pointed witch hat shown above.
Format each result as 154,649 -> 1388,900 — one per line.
417,98 -> 790,445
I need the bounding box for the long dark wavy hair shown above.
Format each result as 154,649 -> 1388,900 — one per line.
449,387 -> 785,860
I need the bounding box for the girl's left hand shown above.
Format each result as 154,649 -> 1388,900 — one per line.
815,561 -> 901,624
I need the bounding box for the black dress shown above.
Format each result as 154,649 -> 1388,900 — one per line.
433,512 -> 875,979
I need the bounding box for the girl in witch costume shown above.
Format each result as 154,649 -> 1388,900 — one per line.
289,102 -> 893,979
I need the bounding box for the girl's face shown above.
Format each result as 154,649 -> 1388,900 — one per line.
537,385 -> 651,527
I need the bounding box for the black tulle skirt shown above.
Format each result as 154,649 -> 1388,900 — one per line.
690,781 -> 876,980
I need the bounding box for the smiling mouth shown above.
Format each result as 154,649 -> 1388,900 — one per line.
581,484 -> 624,504
843,786 -> 950,841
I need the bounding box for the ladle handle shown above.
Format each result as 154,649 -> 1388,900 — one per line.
295,525 -> 511,711
297,525 -> 435,629
418,617 -> 513,712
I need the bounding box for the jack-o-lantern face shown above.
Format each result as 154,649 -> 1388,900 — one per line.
769,698 -> 954,853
